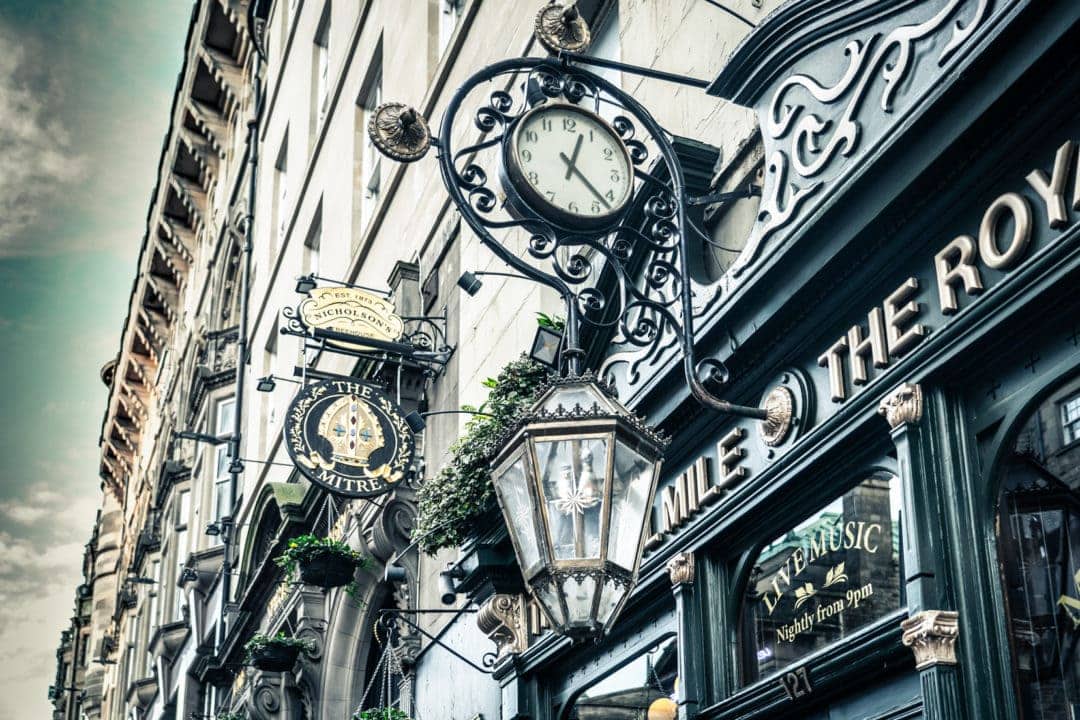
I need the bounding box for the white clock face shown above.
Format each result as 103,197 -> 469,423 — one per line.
508,105 -> 633,227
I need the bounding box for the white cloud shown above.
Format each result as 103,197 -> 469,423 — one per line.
0,21 -> 87,257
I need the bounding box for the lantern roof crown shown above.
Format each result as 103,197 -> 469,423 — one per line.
494,373 -> 670,455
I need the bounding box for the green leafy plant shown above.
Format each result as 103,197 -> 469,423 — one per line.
216,713 -> 246,720
536,312 -> 566,331
242,632 -> 314,663
414,355 -> 551,553
353,708 -> 411,720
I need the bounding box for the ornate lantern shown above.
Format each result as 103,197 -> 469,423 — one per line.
491,374 -> 667,639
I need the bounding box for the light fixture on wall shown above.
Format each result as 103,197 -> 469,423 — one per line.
294,273 -> 318,295
490,374 -> 667,639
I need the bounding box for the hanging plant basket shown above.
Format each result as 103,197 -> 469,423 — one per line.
243,633 -> 313,672
275,535 -> 369,590
298,547 -> 359,588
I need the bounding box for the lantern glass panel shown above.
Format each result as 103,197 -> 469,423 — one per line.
561,574 -> 598,625
596,578 -> 628,626
540,384 -> 618,415
535,578 -> 566,627
608,439 -> 654,571
535,436 -> 609,561
494,454 -> 543,575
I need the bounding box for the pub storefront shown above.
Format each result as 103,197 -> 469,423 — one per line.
404,0 -> 1080,719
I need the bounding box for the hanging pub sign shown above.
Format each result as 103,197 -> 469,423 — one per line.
296,287 -> 405,351
284,378 -> 415,497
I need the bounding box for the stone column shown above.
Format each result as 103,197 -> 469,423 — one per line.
668,552 -> 702,720
878,383 -> 963,719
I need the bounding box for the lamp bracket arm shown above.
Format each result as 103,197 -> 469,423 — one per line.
379,610 -> 495,674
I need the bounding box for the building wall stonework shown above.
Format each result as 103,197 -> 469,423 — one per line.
52,1 -> 797,718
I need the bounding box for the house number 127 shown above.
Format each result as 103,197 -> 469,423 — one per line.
779,667 -> 813,700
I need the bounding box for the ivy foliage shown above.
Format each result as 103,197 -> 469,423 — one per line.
415,355 -> 551,553
353,709 -> 411,720
216,713 -> 247,720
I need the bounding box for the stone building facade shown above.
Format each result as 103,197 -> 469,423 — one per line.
54,1 -> 1080,719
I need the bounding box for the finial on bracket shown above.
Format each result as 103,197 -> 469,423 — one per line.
368,102 -> 432,163
535,2 -> 591,55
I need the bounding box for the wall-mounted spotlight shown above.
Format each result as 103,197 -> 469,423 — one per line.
179,566 -> 199,584
457,271 -> 483,296
204,522 -> 222,537
256,376 -> 276,392
174,430 -> 231,446
125,574 -> 157,585
384,563 -> 408,583
295,273 -> 318,295
438,564 -> 466,605
456,270 -> 532,297
529,324 -> 563,369
404,409 -> 496,434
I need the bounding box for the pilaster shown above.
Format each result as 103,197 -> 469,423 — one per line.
668,552 -> 702,720
879,384 -> 964,719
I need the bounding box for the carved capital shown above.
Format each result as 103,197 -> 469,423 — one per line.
476,594 -> 528,661
667,552 -> 695,586
878,382 -> 924,429
901,610 -> 959,669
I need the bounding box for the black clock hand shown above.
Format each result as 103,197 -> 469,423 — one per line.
559,152 -> 612,210
564,134 -> 584,180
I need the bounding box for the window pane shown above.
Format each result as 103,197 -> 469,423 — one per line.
740,476 -> 903,683
494,456 -> 543,574
608,440 -> 653,570
535,437 -> 608,561
998,378 -> 1080,718
216,398 -> 235,433
568,636 -> 677,718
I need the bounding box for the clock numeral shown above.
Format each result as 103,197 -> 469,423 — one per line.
590,201 -> 601,214
605,189 -> 616,202
602,147 -> 614,161
588,129 -> 594,142
527,171 -> 539,184
610,170 -> 621,183
545,191 -> 556,202
541,118 -> 552,131
568,201 -> 580,213
562,117 -> 577,131
520,148 -> 532,162
524,130 -> 538,143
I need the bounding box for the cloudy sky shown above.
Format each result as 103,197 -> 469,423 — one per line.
0,1 -> 192,715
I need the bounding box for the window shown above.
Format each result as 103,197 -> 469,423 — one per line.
313,3 -> 332,133
997,380 -> 1080,719
172,489 -> 190,621
261,323 -> 279,456
274,133 -> 289,250
587,1 -> 620,89
355,62 -> 383,237
147,558 -> 160,636
567,636 -> 677,718
739,476 -> 904,684
303,212 -> 321,277
212,398 -> 235,526
438,0 -> 464,57
1062,392 -> 1080,444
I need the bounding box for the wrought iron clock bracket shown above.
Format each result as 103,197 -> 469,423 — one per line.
365,9 -> 795,440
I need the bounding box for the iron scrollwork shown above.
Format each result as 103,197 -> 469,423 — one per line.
427,56 -> 768,419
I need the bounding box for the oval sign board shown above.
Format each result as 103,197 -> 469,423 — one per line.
284,379 -> 415,497
298,287 -> 405,350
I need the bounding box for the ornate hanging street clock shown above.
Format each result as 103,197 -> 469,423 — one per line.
502,103 -> 634,230
284,379 -> 415,498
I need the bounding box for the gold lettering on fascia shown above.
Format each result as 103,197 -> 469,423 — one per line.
820,138 -> 1080,403
644,430 -> 751,548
